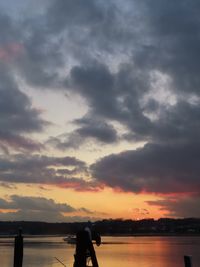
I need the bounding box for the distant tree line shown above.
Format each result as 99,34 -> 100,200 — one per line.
0,218 -> 200,236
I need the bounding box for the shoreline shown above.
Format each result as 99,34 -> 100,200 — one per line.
1,233 -> 200,238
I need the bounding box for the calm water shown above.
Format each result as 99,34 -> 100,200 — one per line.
0,236 -> 200,267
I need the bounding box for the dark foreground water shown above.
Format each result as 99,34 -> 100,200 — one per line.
0,236 -> 200,267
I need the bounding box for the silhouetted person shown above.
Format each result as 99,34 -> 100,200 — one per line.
74,222 -> 101,267
14,228 -> 23,267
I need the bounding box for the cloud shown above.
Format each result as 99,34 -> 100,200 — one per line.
0,43 -> 23,62
0,210 -> 66,222
0,0 -> 200,219
134,0 -> 200,95
66,60 -> 200,147
0,84 -> 46,133
47,0 -> 104,32
49,116 -> 119,149
0,11 -> 55,152
0,154 -> 102,191
0,12 -> 22,45
3,0 -> 200,148
0,195 -> 75,212
12,0 -> 106,89
60,0 -> 200,147
132,208 -> 150,217
91,142 -> 200,194
69,62 -> 150,127
53,61 -> 152,148
0,132 -> 44,152
147,195 -> 200,218
75,117 -> 118,143
0,61 -> 49,152
78,207 -> 93,214
0,195 -> 102,222
0,210 -> 101,222
0,182 -> 17,189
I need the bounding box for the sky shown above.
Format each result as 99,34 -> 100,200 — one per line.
0,0 -> 200,222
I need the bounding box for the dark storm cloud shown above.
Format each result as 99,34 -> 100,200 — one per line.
91,142 -> 200,194
147,195 -> 200,218
0,154 -> 102,191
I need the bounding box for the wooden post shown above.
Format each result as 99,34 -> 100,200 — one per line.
184,255 -> 192,267
88,241 -> 99,267
14,228 -> 23,267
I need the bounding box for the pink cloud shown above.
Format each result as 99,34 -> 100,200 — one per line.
58,180 -> 104,192
0,43 -> 24,62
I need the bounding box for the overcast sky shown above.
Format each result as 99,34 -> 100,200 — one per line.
0,0 -> 200,222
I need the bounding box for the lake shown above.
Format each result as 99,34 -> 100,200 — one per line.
0,236 -> 200,267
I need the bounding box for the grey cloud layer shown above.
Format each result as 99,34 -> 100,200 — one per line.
147,195 -> 200,218
1,0 -> 200,218
0,195 -> 98,222
3,0 -> 200,146
50,115 -> 119,150
91,142 -> 200,194
0,195 -> 75,212
135,0 -> 200,94
0,76 -> 48,151
0,12 -> 49,151
0,154 -> 102,191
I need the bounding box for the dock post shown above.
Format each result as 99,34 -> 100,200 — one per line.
184,255 -> 192,267
13,228 -> 23,267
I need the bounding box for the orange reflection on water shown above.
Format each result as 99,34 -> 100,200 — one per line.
1,236 -> 200,267
96,236 -> 200,267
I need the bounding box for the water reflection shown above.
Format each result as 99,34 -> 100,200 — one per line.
0,236 -> 200,267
